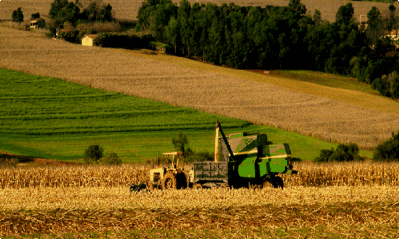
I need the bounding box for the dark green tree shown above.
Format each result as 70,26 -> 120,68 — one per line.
165,16 -> 180,54
31,12 -> 40,20
335,3 -> 354,26
136,0 -> 160,31
12,7 -> 24,23
388,4 -> 397,33
49,0 -> 80,26
172,133 -> 193,157
177,0 -> 192,56
288,0 -> 306,19
313,9 -> 322,26
373,132 -> 399,161
49,0 -> 68,19
84,145 -> 103,163
366,6 -> 383,46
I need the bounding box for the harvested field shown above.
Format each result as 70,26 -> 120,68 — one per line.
0,27 -> 398,149
0,0 -> 397,22
0,161 -> 398,238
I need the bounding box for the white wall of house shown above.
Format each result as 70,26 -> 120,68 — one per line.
82,36 -> 94,47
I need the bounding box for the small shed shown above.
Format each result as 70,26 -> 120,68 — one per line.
81,34 -> 97,47
30,18 -> 46,29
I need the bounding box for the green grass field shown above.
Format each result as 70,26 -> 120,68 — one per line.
0,68 -> 372,162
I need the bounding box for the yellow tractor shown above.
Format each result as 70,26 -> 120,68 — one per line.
148,151 -> 188,190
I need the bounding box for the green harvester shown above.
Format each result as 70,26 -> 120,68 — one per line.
188,121 -> 297,189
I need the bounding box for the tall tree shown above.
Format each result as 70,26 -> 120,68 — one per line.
165,16 -> 180,54
177,0 -> 191,56
387,4 -> 397,35
335,3 -> 354,26
12,7 -> 24,23
366,6 -> 383,46
49,0 -> 68,19
288,0 -> 306,19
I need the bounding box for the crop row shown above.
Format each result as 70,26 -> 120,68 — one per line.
0,161 -> 397,188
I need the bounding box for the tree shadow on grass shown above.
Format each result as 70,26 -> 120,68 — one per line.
0,152 -> 34,163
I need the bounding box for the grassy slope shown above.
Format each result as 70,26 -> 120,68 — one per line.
0,68 -> 365,162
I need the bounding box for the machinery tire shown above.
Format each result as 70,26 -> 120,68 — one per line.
273,176 -> 284,189
176,172 -> 188,189
262,177 -> 272,189
262,176 -> 283,189
194,183 -> 203,189
161,172 -> 177,190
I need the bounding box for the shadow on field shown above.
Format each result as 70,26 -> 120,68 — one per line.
0,151 -> 81,166
0,152 -> 34,163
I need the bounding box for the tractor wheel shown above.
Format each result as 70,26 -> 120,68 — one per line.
176,172 -> 188,189
262,176 -> 284,189
262,177 -> 272,188
268,176 -> 284,189
273,176 -> 284,189
194,183 -> 203,189
161,172 -> 177,190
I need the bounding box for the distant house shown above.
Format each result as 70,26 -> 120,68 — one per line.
81,34 -> 97,47
30,18 -> 45,29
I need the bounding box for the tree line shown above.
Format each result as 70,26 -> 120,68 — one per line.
48,0 -> 113,32
136,0 -> 399,98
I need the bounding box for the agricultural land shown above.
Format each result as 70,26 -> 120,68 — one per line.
0,161 -> 398,238
0,0 -> 399,237
0,0 -> 398,22
0,26 -> 398,151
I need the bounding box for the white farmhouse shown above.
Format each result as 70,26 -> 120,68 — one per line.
81,34 -> 96,47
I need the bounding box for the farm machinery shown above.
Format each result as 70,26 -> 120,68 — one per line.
148,151 -> 187,190
147,121 -> 297,190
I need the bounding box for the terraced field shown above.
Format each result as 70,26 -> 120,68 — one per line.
0,26 -> 398,149
0,0 -> 397,22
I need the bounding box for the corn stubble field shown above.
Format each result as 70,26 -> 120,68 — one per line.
0,0 -> 397,22
0,161 -> 398,238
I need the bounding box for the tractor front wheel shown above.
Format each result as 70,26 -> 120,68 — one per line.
161,172 -> 177,190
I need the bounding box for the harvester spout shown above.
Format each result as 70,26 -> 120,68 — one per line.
215,122 -> 220,162
215,121 -> 235,161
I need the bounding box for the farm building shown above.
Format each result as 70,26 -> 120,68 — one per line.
30,18 -> 45,29
81,35 -> 97,47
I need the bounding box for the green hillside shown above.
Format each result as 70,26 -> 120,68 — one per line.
0,68 -> 371,162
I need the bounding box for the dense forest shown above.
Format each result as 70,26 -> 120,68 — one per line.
135,0 -> 399,98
